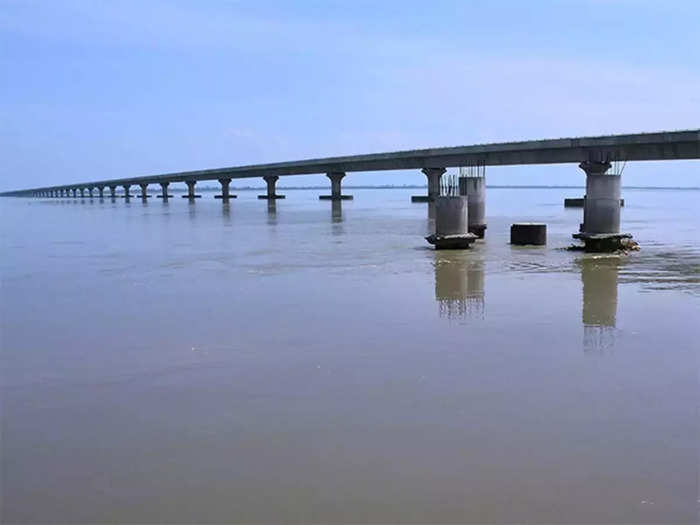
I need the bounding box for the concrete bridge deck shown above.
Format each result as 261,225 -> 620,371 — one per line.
2,129 -> 698,196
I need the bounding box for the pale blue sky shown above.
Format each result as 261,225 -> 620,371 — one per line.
1,0 -> 698,191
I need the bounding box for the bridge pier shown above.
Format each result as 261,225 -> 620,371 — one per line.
215,178 -> 237,201
138,183 -> 150,200
78,188 -> 84,198
109,185 -> 117,199
122,184 -> 132,199
97,186 -> 104,199
258,175 -> 285,200
320,171 -> 353,200
157,182 -> 172,200
182,180 -> 201,200
426,196 -> 477,249
72,188 -> 78,198
572,161 -> 635,252
412,168 -> 446,202
459,172 -> 487,238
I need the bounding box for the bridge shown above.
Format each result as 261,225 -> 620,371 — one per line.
2,129 -> 698,201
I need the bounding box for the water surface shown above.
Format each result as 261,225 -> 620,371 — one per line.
1,187 -> 698,523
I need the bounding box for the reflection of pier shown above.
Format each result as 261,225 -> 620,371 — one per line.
434,252 -> 485,320
581,256 -> 620,353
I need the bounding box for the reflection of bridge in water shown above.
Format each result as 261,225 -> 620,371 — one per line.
434,252 -> 485,320
581,256 -> 620,353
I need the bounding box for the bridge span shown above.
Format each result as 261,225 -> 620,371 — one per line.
2,129 -> 698,201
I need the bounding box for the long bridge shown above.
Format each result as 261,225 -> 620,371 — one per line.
2,129 -> 698,201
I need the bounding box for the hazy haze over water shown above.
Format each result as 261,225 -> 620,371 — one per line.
1,187 -> 699,523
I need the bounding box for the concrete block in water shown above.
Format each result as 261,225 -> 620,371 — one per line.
257,194 -> 286,199
511,223 -> 547,246
565,198 -> 585,207
214,195 -> 238,199
411,195 -> 432,203
565,197 -> 624,207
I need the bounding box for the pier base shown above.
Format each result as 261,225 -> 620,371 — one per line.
425,233 -> 477,249
411,195 -> 432,203
572,232 -> 638,253
319,195 -> 353,200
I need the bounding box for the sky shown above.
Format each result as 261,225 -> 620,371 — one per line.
1,0 -> 699,191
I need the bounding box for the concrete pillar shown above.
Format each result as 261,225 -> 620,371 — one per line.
580,161 -> 619,234
182,180 -> 200,199
258,175 -> 285,200
459,175 -> 487,238
158,182 -> 171,200
97,186 -> 104,199
425,196 -> 477,249
138,183 -> 149,199
573,161 -> 635,252
109,185 -> 117,199
88,187 -> 94,198
122,184 -> 132,199
320,172 -> 353,200
215,178 -> 236,201
71,188 -> 77,198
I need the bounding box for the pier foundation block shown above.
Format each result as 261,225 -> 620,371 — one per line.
511,223 -> 547,246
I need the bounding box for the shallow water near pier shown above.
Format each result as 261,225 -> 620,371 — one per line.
1,187 -> 699,524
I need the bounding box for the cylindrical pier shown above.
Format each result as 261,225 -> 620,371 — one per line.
459,174 -> 486,238
573,161 -> 635,252
425,196 -> 477,249
583,171 -> 621,234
